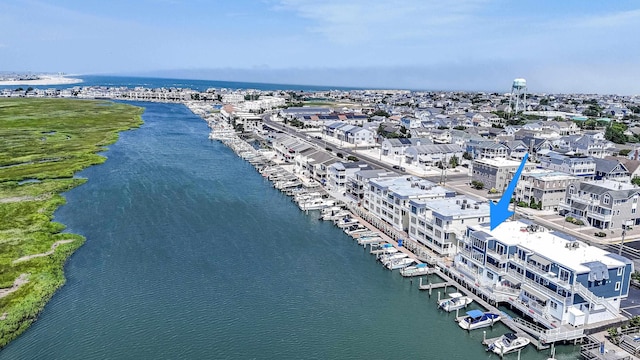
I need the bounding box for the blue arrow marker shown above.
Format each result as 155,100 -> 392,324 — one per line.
489,153 -> 529,230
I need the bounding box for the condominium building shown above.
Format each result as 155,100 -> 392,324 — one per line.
364,176 -> 456,232
456,221 -> 632,327
471,157 -> 536,192
408,196 -> 489,256
515,170 -> 579,211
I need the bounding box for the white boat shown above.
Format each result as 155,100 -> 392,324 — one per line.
370,243 -> 398,255
457,310 -> 501,330
299,199 -> 334,211
357,236 -> 382,245
345,226 -> 370,236
335,217 -> 360,228
320,206 -> 345,220
322,210 -> 351,221
487,333 -> 530,355
385,257 -> 415,270
400,263 -> 432,277
378,252 -> 408,263
438,292 -> 473,312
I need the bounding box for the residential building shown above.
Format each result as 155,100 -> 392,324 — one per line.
538,151 -> 596,179
467,140 -> 509,159
456,221 -> 632,327
364,176 -> 456,232
593,158 -> 630,183
347,169 -> 398,201
559,180 -> 640,229
380,137 -> 433,156
471,157 -> 536,192
408,196 -> 489,256
326,161 -> 373,193
515,170 -> 579,211
404,144 -> 464,167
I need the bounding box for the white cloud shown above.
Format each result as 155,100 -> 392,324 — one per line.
273,0 -> 489,44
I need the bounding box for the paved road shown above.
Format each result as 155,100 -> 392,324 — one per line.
261,117 -> 640,264
262,116 -> 407,174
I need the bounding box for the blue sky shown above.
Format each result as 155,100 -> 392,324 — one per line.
1,0 -> 640,94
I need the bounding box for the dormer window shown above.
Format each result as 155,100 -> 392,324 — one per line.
604,194 -> 611,205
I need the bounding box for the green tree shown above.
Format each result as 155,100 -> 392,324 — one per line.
370,110 -> 390,118
462,152 -> 473,160
449,155 -> 459,168
471,180 -> 484,190
632,177 -> 640,186
619,149 -> 632,157
605,122 -> 628,144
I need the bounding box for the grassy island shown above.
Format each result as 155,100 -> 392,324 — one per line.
0,98 -> 143,348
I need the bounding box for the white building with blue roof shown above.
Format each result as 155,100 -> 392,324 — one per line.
455,220 -> 632,327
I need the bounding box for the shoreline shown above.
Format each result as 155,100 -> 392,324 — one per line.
0,98 -> 143,349
0,76 -> 83,86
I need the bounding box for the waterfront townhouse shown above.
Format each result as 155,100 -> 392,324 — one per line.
593,158 -> 630,183
364,176 -> 456,232
404,144 -> 464,167
515,170 -> 579,211
271,134 -> 315,163
538,151 -> 596,179
295,150 -> 338,184
326,161 -> 373,193
346,169 -> 398,201
408,196 -> 489,256
471,157 -> 536,192
455,221 -> 632,328
559,180 -> 640,230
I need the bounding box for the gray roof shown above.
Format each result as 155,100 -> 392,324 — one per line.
409,144 -> 463,155
593,158 -> 627,175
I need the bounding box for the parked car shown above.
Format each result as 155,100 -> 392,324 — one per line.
392,165 -> 400,169
594,231 -> 607,237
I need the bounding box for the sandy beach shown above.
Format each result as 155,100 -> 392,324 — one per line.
0,75 -> 83,86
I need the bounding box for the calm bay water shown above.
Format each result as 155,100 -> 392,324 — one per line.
0,102 -> 577,359
0,75 -> 358,92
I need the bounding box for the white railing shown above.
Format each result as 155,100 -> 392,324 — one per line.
541,327 -> 585,343
573,282 -> 619,315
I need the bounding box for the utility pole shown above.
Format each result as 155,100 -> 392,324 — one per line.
619,227 -> 627,256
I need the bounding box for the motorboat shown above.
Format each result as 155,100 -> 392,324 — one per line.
335,217 -> 360,228
400,263 -> 432,277
487,333 -> 530,355
457,310 -> 500,330
438,292 -> 473,312
377,252 -> 408,263
370,243 -> 398,255
299,198 -> 334,211
357,236 -> 382,245
385,257 -> 415,270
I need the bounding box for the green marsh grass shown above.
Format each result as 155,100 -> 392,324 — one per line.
0,98 -> 143,348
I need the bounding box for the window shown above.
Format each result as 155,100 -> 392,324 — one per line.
618,267 -> 624,276
550,301 -> 558,310
604,194 -> 611,205
615,282 -> 621,291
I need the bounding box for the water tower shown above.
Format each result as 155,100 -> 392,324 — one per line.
508,78 -> 527,114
